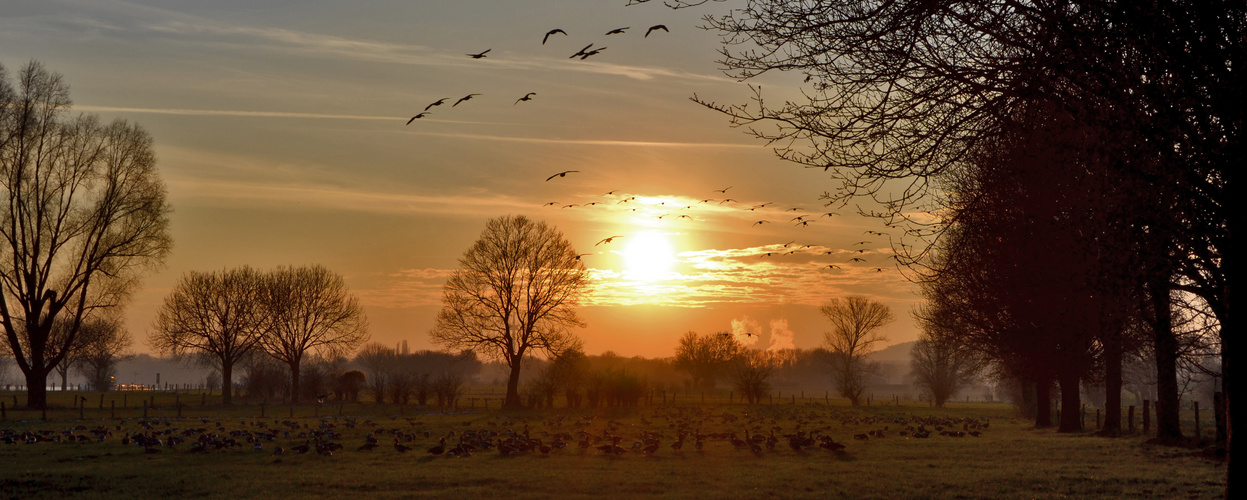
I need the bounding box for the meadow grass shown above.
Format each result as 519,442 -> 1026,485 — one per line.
0,391 -> 1226,499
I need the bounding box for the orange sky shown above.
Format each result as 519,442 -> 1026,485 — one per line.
2,0 -> 922,359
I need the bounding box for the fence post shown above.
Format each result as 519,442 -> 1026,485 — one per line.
1128,405 -> 1136,433
111,401 -> 115,419
99,394 -> 104,409
1194,401 -> 1201,443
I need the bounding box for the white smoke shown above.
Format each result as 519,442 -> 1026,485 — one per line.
730,316 -> 762,347
766,318 -> 795,352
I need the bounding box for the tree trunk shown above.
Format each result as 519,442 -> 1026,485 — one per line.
289,361 -> 302,403
1035,377 -> 1053,428
26,370 -> 50,409
1151,276 -> 1184,442
1102,326 -> 1123,436
1223,232 -> 1238,500
1058,367 -> 1082,432
221,362 -> 233,406
504,360 -> 522,409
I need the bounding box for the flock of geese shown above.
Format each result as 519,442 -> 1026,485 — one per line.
1,405 -> 990,462
399,2 -> 898,273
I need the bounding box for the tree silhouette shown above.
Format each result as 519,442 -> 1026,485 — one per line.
151,267 -> 266,406
430,215 -> 589,409
821,296 -> 892,406
673,331 -> 742,389
259,264 -> 368,403
0,61 -> 172,409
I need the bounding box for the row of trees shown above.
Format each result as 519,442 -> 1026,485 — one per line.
150,265 -> 369,405
685,1 -> 1238,490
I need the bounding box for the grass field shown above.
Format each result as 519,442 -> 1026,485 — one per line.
0,391 -> 1227,499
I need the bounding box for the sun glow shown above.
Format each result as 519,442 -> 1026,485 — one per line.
622,231 -> 675,282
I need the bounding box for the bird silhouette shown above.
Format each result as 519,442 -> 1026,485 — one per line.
569,43 -> 595,58
424,98 -> 448,111
453,94 -> 481,107
596,236 -> 623,246
546,170 -> 578,181
715,186 -> 732,193
515,92 -> 537,105
467,49 -> 491,59
605,27 -> 629,35
543,29 -> 567,44
645,25 -> 669,37
543,201 -> 558,206
827,264 -> 842,269
405,112 -> 430,125
579,47 -> 607,59
849,257 -> 866,262
752,220 -> 769,226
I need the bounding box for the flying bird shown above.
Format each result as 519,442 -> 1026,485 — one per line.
467,49 -> 491,59
546,170 -> 579,181
569,43 -> 595,58
543,29 -> 567,44
579,47 -> 607,59
596,236 -> 623,246
543,202 -> 558,206
453,94 -> 481,107
752,220 -> 769,226
849,257 -> 866,262
424,98 -> 448,111
405,112 -> 430,125
827,264 -> 842,269
605,27 -> 630,35
515,92 -> 537,105
719,199 -> 737,204
715,186 -> 732,193
645,25 -> 668,37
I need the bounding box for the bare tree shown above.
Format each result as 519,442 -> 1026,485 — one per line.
430,215 -> 589,409
0,61 -> 172,409
909,318 -> 982,407
73,315 -> 132,392
259,264 -> 368,403
150,267 -> 266,405
822,297 -> 893,406
673,331 -> 742,389
729,349 -> 782,404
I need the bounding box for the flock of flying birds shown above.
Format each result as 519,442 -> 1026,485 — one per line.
402,6 -> 895,275
405,24 -> 669,124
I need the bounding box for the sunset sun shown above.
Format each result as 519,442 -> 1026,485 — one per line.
622,231 -> 675,282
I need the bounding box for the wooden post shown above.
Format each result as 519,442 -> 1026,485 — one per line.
99,394 -> 104,409
177,402 -> 183,418
791,394 -> 795,405
1194,401 -> 1201,443
1143,400 -> 1151,434
1128,405 -> 1136,433
338,402 -> 343,416
142,402 -> 148,418
111,401 -> 115,419
825,392 -> 828,404
79,400 -> 84,420
42,406 -> 47,421
124,393 -> 128,408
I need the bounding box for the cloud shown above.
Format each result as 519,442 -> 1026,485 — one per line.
353,268 -> 455,309
731,317 -> 762,347
766,318 -> 796,351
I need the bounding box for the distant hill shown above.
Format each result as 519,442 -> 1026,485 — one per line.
871,341 -> 915,365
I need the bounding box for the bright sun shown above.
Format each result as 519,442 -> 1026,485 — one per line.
622,232 -> 675,281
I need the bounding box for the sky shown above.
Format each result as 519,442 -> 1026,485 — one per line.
1,0 -> 923,359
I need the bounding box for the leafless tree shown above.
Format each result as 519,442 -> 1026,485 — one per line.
911,305 -> 982,407
150,267 -> 266,405
822,296 -> 893,406
673,331 -> 742,389
259,264 -> 368,403
729,349 -> 783,404
430,215 -> 589,409
72,315 -> 132,392
0,61 -> 172,409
